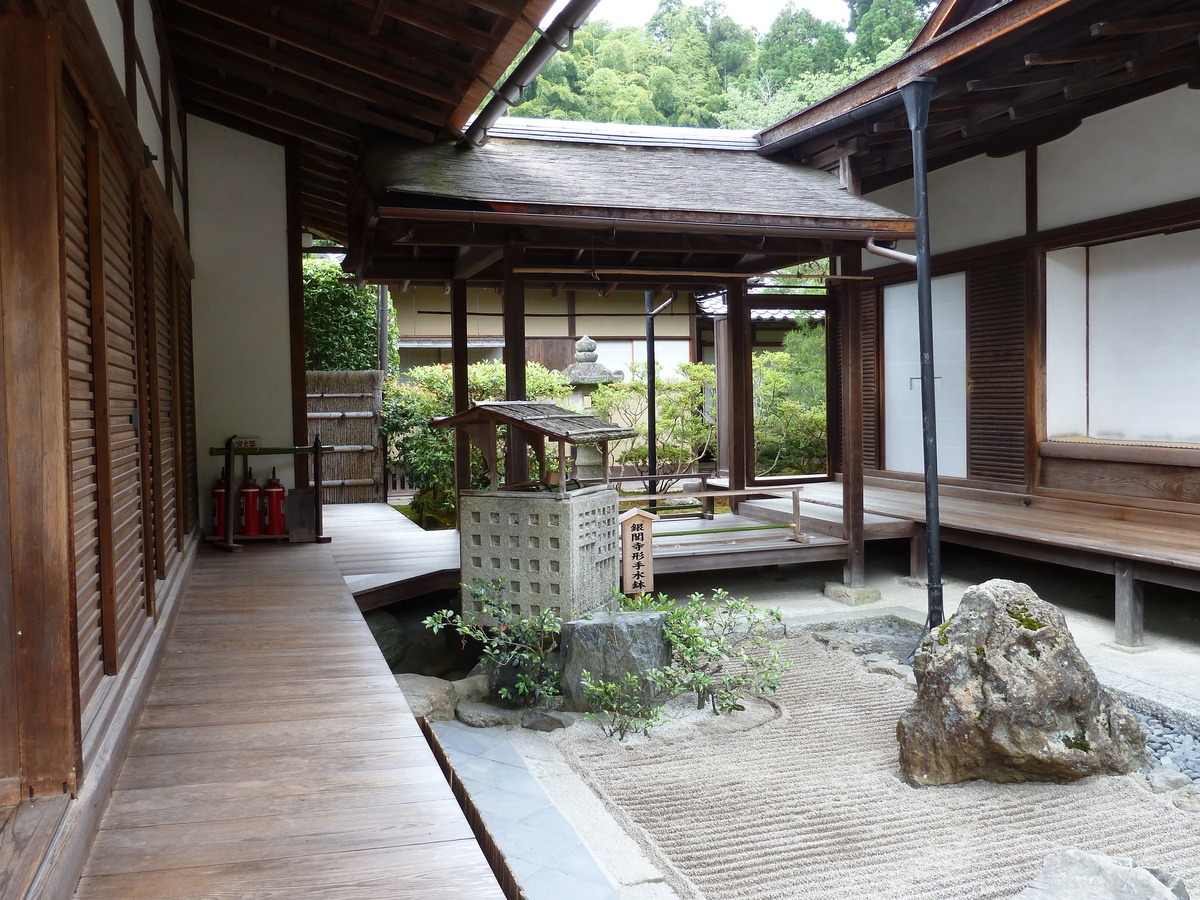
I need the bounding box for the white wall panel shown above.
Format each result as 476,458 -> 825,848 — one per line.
1040,87 -> 1200,230
188,117 -> 295,518
86,0 -> 124,90
1044,247 -> 1088,438
883,273 -> 967,476
1088,230 -> 1200,442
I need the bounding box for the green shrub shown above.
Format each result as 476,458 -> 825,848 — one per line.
423,579 -> 561,706
302,258 -> 397,371
635,589 -> 791,714
580,670 -> 664,740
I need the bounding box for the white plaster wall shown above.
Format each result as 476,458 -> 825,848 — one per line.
883,273 -> 967,477
1040,87 -> 1200,231
188,116 -> 295,521
1088,230 -> 1200,442
1044,247 -> 1088,438
85,0 -> 124,93
596,339 -> 690,382
134,0 -> 164,183
862,152 -> 1026,268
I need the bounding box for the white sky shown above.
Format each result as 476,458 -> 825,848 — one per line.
546,0 -> 851,34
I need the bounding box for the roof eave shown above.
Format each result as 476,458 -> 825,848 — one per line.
755,0 -> 1082,156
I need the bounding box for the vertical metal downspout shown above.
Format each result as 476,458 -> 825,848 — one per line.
901,77 -> 945,630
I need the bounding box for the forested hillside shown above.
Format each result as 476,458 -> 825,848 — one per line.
507,0 -> 932,129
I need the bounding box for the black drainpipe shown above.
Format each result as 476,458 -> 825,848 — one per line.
459,0 -> 605,149
900,76 -> 944,631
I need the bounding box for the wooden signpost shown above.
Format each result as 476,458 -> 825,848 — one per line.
620,508 -> 659,598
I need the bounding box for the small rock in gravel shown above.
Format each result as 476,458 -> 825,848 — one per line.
452,673 -> 489,704
1171,784 -> 1200,813
867,660 -> 912,680
521,708 -> 573,732
456,700 -> 521,728
1147,768 -> 1193,794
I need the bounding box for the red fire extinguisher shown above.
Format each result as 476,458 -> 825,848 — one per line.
264,467 -> 287,536
238,468 -> 262,536
212,468 -> 227,538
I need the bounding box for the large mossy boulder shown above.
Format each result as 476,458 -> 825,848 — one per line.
897,579 -> 1148,786
560,611 -> 671,713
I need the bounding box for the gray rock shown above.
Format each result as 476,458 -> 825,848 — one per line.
867,659 -> 912,680
456,700 -> 522,728
1012,849 -> 1186,899
1171,784 -> 1200,813
897,579 -> 1148,786
453,673 -> 490,704
559,611 -> 671,714
1148,767 -> 1193,793
394,673 -> 456,722
521,708 -> 572,732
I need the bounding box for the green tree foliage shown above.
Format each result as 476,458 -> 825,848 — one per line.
753,315 -> 828,475
507,0 -> 929,130
380,361 -> 571,525
589,362 -> 717,486
302,258 -> 386,371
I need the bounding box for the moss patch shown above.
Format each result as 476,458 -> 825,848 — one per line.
1006,603 -> 1047,631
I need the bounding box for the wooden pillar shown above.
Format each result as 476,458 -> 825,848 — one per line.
503,246 -> 529,483
725,280 -> 750,511
840,253 -> 866,587
713,315 -> 731,477
0,8 -> 80,795
285,143 -> 310,486
451,278 -> 471,495
1114,560 -> 1145,648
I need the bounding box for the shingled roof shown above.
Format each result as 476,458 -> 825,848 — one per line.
361,136 -> 913,232
431,401 -> 635,445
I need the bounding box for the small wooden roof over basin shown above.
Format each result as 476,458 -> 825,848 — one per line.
431,401 -> 634,489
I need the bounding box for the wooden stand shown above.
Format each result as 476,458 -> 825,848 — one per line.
207,436 -> 331,551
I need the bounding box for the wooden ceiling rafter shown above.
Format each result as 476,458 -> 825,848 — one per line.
168,17 -> 451,125
342,0 -> 503,47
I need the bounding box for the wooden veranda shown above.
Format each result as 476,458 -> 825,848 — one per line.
70,542 -> 503,900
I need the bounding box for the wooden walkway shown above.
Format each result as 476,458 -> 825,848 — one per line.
71,542 -> 503,900
323,504 -> 460,611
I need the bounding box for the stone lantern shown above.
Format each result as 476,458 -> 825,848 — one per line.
562,336 -> 617,481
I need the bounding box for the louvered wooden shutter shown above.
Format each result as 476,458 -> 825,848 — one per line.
178,270 -> 199,534
967,257 -> 1029,485
861,288 -> 881,470
63,85 -> 105,718
100,140 -> 152,665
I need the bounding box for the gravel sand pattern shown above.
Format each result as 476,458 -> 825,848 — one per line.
552,635 -> 1200,900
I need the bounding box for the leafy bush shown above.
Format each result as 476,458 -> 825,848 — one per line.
590,361 -> 716,487
580,670 -> 664,740
423,579 -> 561,707
303,258 -> 397,371
634,589 -> 791,714
381,361 -> 571,525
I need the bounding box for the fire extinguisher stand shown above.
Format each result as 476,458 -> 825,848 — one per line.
209,435 -> 330,552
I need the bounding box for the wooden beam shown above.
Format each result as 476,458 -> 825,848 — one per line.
171,0 -> 460,104
185,93 -> 360,157
451,279 -> 471,498
1024,42 -> 1134,66
343,0 -> 506,45
1092,11 -> 1200,37
726,280 -> 750,512
503,246 -> 528,483
454,245 -> 504,280
0,8 -> 79,795
287,145 -> 311,487
168,18 -> 448,126
1114,559 -> 1145,647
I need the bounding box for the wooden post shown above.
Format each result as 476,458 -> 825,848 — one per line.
713,315 -> 732,477
620,509 -> 659,598
504,246 -> 529,483
726,280 -> 751,513
0,8 -> 80,794
1114,559 -> 1144,648
286,143 -> 311,487
451,278 -> 471,500
840,253 -> 866,587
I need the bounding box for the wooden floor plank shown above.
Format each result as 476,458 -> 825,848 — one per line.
73,542 -> 503,900
73,839 -> 506,900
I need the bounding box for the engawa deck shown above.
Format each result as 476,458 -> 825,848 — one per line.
71,541 -> 503,900
756,480 -> 1200,646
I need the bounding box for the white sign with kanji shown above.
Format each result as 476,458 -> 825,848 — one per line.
619,508 -> 659,598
